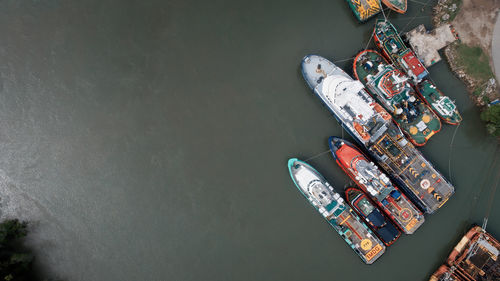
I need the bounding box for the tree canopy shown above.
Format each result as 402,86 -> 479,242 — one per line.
0,219 -> 36,281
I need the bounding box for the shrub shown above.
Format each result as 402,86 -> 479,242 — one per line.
481,104 -> 500,136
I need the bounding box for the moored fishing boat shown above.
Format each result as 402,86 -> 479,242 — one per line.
345,187 -> 401,246
382,0 -> 407,14
416,79 -> 462,125
373,19 -> 429,83
329,136 -> 425,234
353,49 -> 442,146
288,158 -> 385,264
300,54 -> 455,214
345,0 -> 381,22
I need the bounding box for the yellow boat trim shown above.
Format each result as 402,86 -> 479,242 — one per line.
339,215 -> 351,225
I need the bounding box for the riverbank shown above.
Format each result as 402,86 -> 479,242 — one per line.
433,0 -> 500,136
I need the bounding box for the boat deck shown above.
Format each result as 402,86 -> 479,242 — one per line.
382,0 -> 406,13
368,123 -> 454,213
346,0 -> 381,22
288,158 -> 386,264
353,49 -> 387,82
417,80 -> 462,125
375,20 -> 429,82
330,208 -> 386,263
430,226 -> 500,281
399,49 -> 428,80
301,55 -> 338,90
346,188 -> 401,245
381,188 -> 424,234
360,58 -> 441,145
331,138 -> 424,234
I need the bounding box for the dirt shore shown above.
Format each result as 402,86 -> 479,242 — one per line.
493,10 -> 500,83
433,0 -> 500,106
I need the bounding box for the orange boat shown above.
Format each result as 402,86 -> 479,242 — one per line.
382,0 -> 407,14
329,137 -> 425,234
429,226 -> 500,281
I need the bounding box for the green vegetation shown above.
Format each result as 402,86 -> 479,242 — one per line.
481,105 -> 500,136
472,85 -> 485,96
436,0 -> 463,23
446,0 -> 462,22
454,43 -> 494,84
0,219 -> 38,281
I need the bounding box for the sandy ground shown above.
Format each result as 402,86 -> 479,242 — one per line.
450,0 -> 500,63
443,0 -> 500,104
493,11 -> 500,83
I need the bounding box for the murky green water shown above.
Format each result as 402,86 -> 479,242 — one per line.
0,1 -> 498,280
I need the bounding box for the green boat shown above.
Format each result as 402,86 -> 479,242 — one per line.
353,49 -> 441,146
416,79 -> 462,125
373,19 -> 429,83
346,0 -> 381,22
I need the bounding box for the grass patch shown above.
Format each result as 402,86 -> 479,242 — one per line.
454,43 -> 494,84
481,104 -> 500,136
472,85 -> 484,96
437,0 -> 463,23
447,0 -> 462,22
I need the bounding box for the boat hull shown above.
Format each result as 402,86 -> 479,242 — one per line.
329,136 -> 425,234
416,79 -> 462,125
345,187 -> 401,246
300,55 -> 455,214
430,226 -> 500,281
345,0 -> 381,22
353,49 -> 441,146
288,158 -> 386,264
373,19 -> 429,83
381,0 -> 407,14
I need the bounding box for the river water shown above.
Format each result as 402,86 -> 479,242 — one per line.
0,1 -> 499,280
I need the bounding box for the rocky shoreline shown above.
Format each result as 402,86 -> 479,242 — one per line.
432,0 -> 500,137
433,0 -> 500,106
443,44 -> 497,106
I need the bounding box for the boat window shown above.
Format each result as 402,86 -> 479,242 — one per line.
333,206 -> 344,217
358,198 -> 375,216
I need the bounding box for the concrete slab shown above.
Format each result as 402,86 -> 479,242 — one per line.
405,24 -> 457,67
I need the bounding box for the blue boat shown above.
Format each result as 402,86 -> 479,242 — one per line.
345,187 -> 401,246
288,158 -> 385,264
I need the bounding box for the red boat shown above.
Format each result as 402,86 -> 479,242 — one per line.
328,136 -> 425,234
